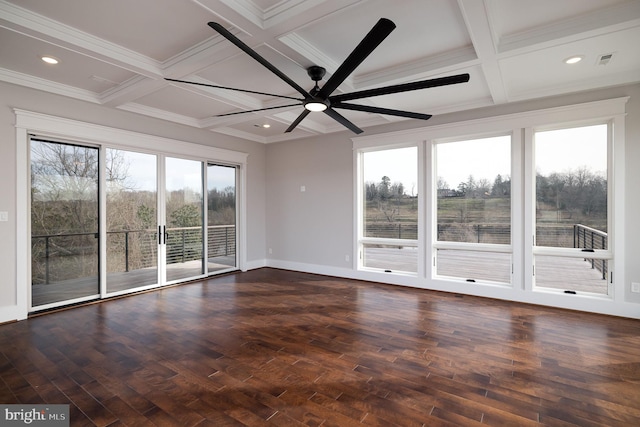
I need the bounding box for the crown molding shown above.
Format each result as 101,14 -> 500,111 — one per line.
0,67 -> 100,103
116,103 -> 202,128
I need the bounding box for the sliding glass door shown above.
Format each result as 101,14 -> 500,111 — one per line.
30,141 -> 238,311
165,157 -> 205,282
106,149 -> 158,293
30,139 -> 100,308
207,164 -> 237,272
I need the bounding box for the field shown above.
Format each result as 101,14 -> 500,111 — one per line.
365,195 -> 607,247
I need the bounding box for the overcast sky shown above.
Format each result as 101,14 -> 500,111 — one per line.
363,124 -> 607,193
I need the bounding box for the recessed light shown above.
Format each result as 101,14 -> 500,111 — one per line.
564,55 -> 583,65
254,123 -> 271,128
41,56 -> 59,65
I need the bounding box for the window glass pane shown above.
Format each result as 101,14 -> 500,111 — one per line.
106,149 -> 158,293
535,125 -> 607,249
436,136 -> 511,243
207,164 -> 236,272
363,244 -> 417,273
436,249 -> 511,284
535,255 -> 608,294
363,147 -> 417,240
166,157 -> 204,281
30,139 -> 99,307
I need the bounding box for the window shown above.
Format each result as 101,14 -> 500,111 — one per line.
434,135 -> 512,284
533,124 -> 610,295
359,146 -> 418,273
354,97 -> 626,315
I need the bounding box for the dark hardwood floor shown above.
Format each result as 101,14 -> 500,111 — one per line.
1,268 -> 639,426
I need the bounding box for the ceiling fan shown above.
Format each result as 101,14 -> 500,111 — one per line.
166,19 -> 470,134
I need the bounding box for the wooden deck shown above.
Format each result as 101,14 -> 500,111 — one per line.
3,268 -> 639,426
364,248 -> 607,293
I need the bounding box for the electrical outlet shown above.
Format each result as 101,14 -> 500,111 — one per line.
632,282 -> 640,293
268,248 -> 273,255
345,255 -> 350,262
0,211 -> 7,222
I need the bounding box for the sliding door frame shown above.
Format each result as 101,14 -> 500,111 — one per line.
15,109 -> 248,318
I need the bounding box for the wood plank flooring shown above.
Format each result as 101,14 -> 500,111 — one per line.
1,268 -> 639,426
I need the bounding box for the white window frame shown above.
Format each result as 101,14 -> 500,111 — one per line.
353,97 -> 628,315
430,132 -> 516,287
356,142 -> 421,276
526,119 -> 617,298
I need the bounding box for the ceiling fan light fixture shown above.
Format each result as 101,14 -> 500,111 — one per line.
304,100 -> 328,112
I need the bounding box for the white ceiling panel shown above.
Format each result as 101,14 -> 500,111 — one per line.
490,0 -> 628,38
196,45 -> 311,100
6,0 -> 216,61
0,27 -> 136,93
290,0 -> 472,78
500,26 -> 640,100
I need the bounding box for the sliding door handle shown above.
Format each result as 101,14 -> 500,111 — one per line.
163,226 -> 168,245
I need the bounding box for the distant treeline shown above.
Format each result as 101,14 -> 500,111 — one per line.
366,166 -> 606,218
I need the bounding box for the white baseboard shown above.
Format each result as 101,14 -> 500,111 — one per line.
0,304 -> 27,324
244,258 -> 267,271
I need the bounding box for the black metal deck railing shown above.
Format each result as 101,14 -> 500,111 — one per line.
574,223 -> 608,280
31,225 -> 236,285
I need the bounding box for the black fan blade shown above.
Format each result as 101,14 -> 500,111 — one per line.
331,73 -> 470,103
333,103 -> 432,120
285,110 -> 311,133
317,18 -> 396,99
215,103 -> 302,117
324,108 -> 363,134
165,78 -> 303,101
208,22 -> 311,98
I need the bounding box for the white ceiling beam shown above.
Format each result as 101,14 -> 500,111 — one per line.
457,0 -> 508,104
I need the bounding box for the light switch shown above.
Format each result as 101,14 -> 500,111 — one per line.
0,212 -> 7,222
300,185 -> 306,192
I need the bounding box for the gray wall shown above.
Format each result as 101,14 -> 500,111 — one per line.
0,81 -> 266,316
266,135 -> 354,268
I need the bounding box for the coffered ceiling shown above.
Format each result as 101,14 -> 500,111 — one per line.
1,0 -> 639,143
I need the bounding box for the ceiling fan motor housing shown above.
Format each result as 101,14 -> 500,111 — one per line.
307,66 -> 326,82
